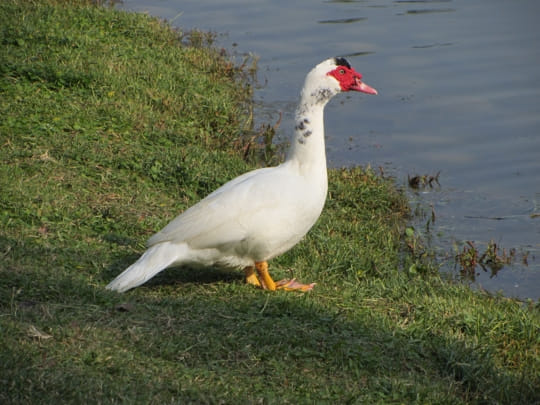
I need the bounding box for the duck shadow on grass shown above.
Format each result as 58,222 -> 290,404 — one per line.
2,235 -> 536,403
99,259 -> 535,403
101,276 -> 533,404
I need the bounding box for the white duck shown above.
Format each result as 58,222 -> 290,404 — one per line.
106,57 -> 377,293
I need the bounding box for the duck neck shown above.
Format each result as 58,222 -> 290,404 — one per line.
286,87 -> 335,177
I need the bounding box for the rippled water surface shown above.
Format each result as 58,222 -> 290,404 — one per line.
120,0 -> 540,300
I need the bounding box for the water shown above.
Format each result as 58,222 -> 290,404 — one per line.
119,0 -> 540,300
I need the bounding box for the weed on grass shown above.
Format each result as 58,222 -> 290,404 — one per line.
1,1 -> 539,404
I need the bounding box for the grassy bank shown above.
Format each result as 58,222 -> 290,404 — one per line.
1,1 -> 538,404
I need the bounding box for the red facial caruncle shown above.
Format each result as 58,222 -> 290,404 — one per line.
327,65 -> 378,95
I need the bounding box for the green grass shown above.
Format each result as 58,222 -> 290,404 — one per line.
1,1 -> 539,404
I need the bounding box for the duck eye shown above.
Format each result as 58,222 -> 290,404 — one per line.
339,69 -> 345,74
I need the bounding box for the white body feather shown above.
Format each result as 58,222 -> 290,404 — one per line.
106,59 -> 347,292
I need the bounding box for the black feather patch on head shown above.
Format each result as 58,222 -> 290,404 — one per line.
334,57 -> 351,69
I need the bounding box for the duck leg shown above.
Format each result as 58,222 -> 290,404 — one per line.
244,261 -> 315,292
244,266 -> 262,287
250,261 -> 276,290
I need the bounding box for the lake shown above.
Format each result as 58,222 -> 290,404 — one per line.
119,0 -> 540,300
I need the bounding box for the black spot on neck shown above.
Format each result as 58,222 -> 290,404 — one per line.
311,88 -> 333,105
334,57 -> 351,69
295,118 -> 310,132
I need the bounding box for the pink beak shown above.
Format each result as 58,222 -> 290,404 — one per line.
352,76 -> 378,95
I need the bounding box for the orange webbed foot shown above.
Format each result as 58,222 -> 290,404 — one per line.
275,278 -> 316,292
244,262 -> 315,292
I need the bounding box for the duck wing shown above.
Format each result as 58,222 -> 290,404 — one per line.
147,166 -> 294,251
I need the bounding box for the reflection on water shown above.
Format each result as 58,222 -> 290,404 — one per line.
120,0 -> 540,300
401,9 -> 455,15
341,51 -> 375,58
411,42 -> 452,49
394,0 -> 453,3
319,17 -> 367,24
